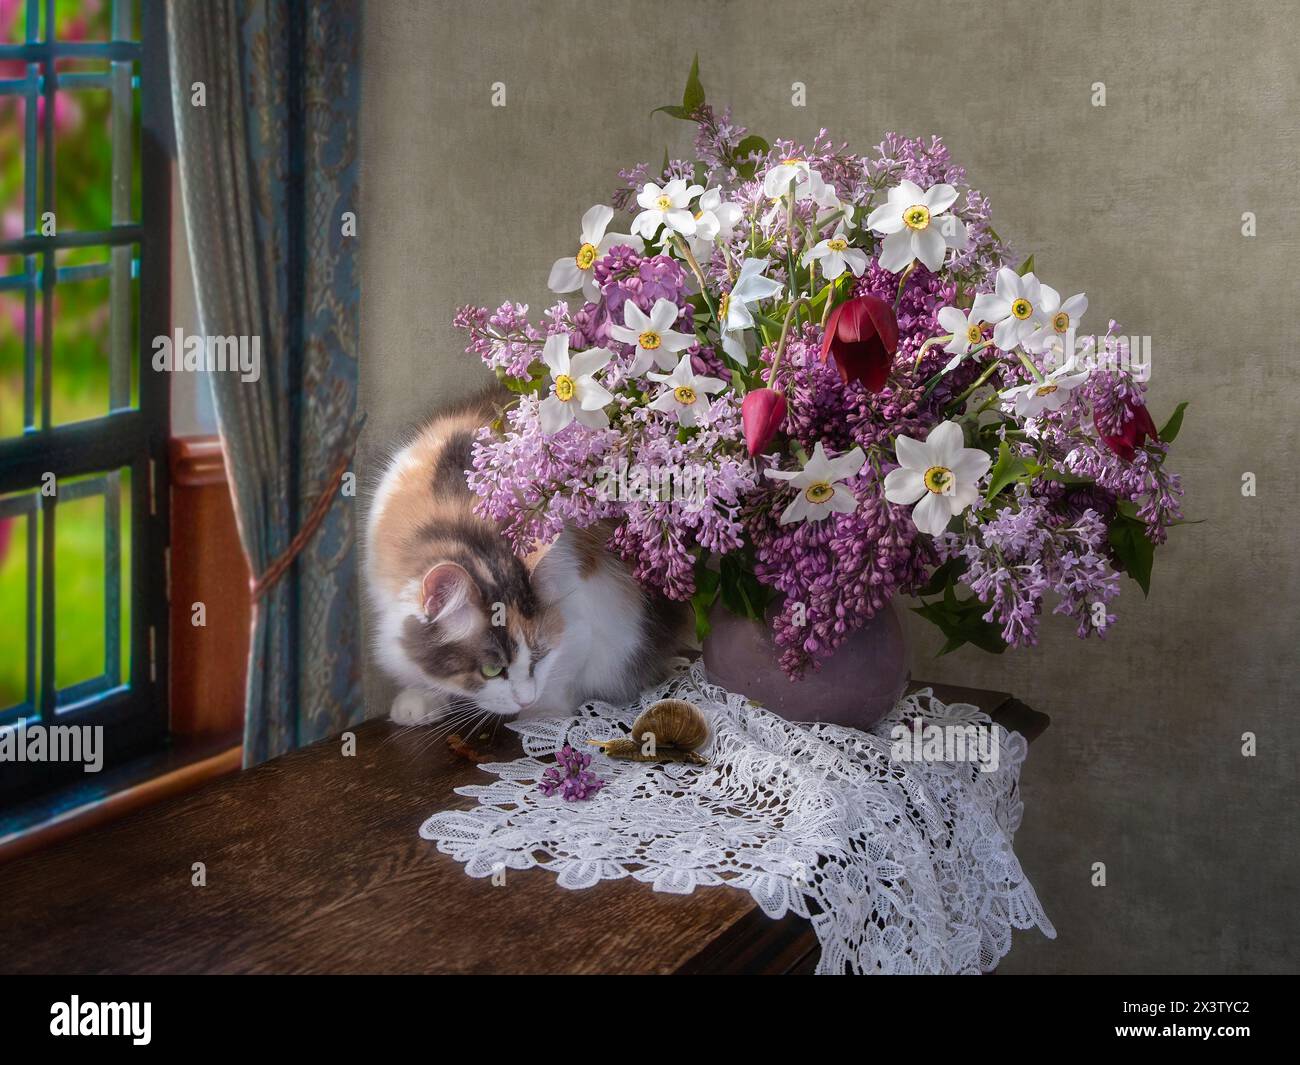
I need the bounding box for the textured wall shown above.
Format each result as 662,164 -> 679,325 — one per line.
359,0 -> 1300,972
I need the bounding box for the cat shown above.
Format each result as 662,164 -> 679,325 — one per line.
364,387 -> 689,726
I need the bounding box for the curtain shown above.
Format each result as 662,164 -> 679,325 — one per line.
167,0 -> 363,764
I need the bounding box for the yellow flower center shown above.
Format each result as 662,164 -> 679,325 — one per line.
638,330 -> 662,350
923,465 -> 954,494
965,324 -> 983,344
1052,311 -> 1070,333
1035,384 -> 1059,397
804,480 -> 835,504
656,195 -> 673,211
1011,298 -> 1033,320
781,157 -> 805,166
719,293 -> 730,320
903,204 -> 931,230
575,242 -> 598,270
673,385 -> 697,406
554,374 -> 576,401
827,238 -> 848,252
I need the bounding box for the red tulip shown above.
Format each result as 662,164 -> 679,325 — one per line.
1096,399 -> 1159,462
820,295 -> 899,392
741,387 -> 787,457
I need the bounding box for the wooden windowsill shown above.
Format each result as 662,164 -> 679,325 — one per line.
0,730 -> 242,866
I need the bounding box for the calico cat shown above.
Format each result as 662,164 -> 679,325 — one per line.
365,387 -> 689,724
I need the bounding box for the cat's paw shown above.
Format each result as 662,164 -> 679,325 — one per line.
389,688 -> 445,726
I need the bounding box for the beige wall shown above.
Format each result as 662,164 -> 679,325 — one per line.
359,0 -> 1300,972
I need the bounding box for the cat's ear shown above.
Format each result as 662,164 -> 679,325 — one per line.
421,562 -> 482,640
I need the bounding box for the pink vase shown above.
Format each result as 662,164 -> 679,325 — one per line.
701,601 -> 911,730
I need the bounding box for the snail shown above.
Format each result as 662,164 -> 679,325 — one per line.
587,698 -> 709,765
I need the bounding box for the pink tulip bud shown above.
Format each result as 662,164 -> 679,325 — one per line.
742,387 -> 787,457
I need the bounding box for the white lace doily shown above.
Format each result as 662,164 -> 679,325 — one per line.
420,662 -> 1055,974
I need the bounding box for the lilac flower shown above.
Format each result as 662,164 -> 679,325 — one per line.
569,249 -> 695,359
939,492 -> 1123,645
748,467 -> 927,678
453,302 -> 557,380
538,744 -> 606,801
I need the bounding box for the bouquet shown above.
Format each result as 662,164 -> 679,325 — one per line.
457,59 -> 1186,679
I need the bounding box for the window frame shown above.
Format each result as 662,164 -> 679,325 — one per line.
0,0 -> 171,802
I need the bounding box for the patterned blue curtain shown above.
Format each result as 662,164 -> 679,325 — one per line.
167,0 -> 364,763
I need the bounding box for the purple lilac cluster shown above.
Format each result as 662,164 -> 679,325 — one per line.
570,248 -> 695,365
453,302 -> 555,380
538,745 -> 605,801
749,472 -> 926,676
939,492 -> 1122,644
467,398 -> 621,552
608,396 -> 757,601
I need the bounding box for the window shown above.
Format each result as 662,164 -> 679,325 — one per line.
0,0 -> 169,803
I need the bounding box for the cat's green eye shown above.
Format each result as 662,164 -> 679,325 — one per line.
481,663 -> 503,678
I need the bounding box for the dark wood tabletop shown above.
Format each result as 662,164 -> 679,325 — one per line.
0,681 -> 1046,975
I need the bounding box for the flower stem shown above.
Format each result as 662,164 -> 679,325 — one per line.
767,296 -> 815,387
672,235 -> 719,321
913,334 -> 955,369
894,261 -> 916,310
820,279 -> 836,326
1016,350 -> 1045,382
943,360 -> 1002,414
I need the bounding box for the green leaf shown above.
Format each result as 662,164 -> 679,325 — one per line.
718,554 -> 770,622
912,593 -> 1008,656
690,565 -> 721,643
682,54 -> 705,114
1030,463 -> 1095,486
984,440 -> 1031,501
917,557 -> 966,597
1017,254 -> 1035,276
651,104 -> 690,120
498,361 -> 548,396
1108,512 -> 1155,596
734,134 -> 769,158
1159,401 -> 1189,444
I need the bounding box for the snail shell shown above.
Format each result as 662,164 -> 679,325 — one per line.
587,698 -> 709,765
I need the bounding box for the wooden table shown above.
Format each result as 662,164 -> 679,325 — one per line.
0,682 -> 1046,975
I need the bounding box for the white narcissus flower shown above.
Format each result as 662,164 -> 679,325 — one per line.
802,224 -> 868,280
762,157 -> 814,198
936,304 -> 987,370
631,178 -> 704,240
1023,286 -> 1088,357
764,441 -> 866,525
548,204 -> 643,302
719,257 -> 784,364
883,421 -> 992,537
762,157 -> 838,206
647,354 -> 725,427
538,334 -> 614,434
866,179 -> 968,273
1001,360 -> 1091,418
672,186 -> 743,260
970,268 -> 1048,352
609,297 -> 695,375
